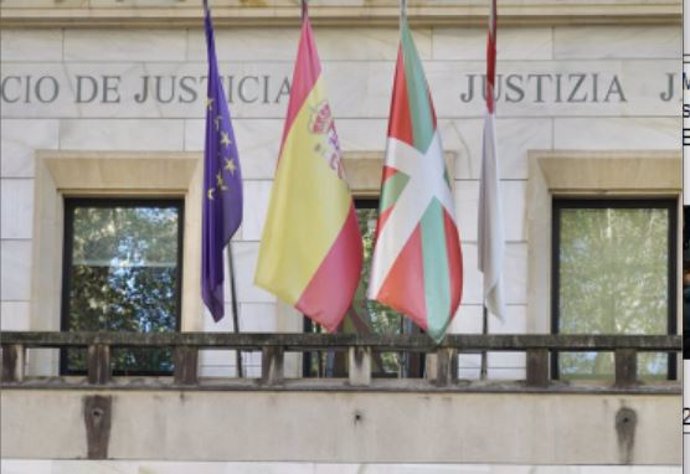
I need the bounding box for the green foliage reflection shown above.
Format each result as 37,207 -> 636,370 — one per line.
64,203 -> 181,375
558,206 -> 669,379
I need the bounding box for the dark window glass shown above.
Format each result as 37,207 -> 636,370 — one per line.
61,198 -> 183,375
552,199 -> 676,380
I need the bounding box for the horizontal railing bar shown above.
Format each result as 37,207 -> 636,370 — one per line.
0,332 -> 681,352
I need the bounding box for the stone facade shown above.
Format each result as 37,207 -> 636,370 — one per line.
0,0 -> 683,468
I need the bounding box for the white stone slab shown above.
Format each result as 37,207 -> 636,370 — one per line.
488,352 -> 526,369
240,302 -> 277,332
1,119 -> 59,178
489,304 -> 527,334
336,119 -> 388,153
231,242 -> 278,304
1,60 -> 680,118
554,117 -> 679,150
0,301 -> 30,331
454,179 -> 527,242
0,240 -> 32,301
487,366 -> 526,380
433,27 -> 553,61
449,303 -> 483,335
460,242 -> 482,305
0,30 -> 63,61
460,242 -> 526,306
59,119 -> 185,151
0,460 -> 53,474
187,26 -> 430,62
440,118 -> 552,180
0,462 -> 681,474
554,26 -> 681,59
427,59 -> 680,118
185,119 -> 281,180
202,303 -> 236,332
1,179 -> 34,240
241,180 -> 272,242
64,30 -> 187,62
504,243 -> 527,306
199,349 -> 236,367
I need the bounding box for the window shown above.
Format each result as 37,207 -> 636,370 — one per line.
302,198 -> 424,378
551,198 -> 676,380
683,206 -> 690,359
60,198 -> 184,375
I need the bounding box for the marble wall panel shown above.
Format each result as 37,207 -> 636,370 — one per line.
504,243 -> 528,306
489,352 -> 526,369
454,179 -> 527,243
2,60 -> 680,119
489,305 -> 527,334
461,242 -> 527,306
488,367 -> 526,380
187,26 -> 431,62
0,179 -> 34,239
64,30 -> 187,62
0,30 -> 63,61
554,26 -> 681,59
448,303 -> 482,335
59,119 -> 185,151
336,119 -> 388,154
440,118 -> 552,180
240,302 -> 277,332
184,119 -> 281,180
199,350 -> 236,369
460,243 -> 482,305
1,119 -> 59,178
433,27 -> 553,61
231,241 -> 277,304
0,461 -> 682,474
241,180 -> 273,242
426,60 -> 679,119
554,117 -> 679,150
0,301 -> 31,331
0,240 -> 32,302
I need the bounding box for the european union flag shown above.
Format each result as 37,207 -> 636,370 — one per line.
202,1 -> 243,322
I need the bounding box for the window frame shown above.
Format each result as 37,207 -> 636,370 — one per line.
59,197 -> 185,376
550,197 -> 677,380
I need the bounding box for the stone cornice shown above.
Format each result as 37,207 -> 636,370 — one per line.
0,0 -> 681,29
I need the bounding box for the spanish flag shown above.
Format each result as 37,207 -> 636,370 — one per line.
254,10 -> 363,332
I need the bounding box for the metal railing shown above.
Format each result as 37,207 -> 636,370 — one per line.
0,331 -> 681,391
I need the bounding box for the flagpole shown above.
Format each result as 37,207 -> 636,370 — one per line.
227,245 -> 243,378
481,305 -> 488,380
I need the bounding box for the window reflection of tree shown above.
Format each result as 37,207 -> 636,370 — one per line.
553,199 -> 676,381
61,199 -> 183,376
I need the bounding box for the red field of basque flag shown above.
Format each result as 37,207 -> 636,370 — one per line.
368,17 -> 463,342
255,9 -> 362,332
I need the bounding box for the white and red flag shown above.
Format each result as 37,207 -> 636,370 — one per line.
478,0 -> 506,320
368,16 -> 463,342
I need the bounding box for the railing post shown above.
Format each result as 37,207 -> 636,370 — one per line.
615,348 -> 637,387
435,348 -> 458,386
261,346 -> 284,385
87,344 -> 111,385
174,346 -> 199,385
1,344 -> 25,382
348,346 -> 371,387
526,349 -> 549,387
